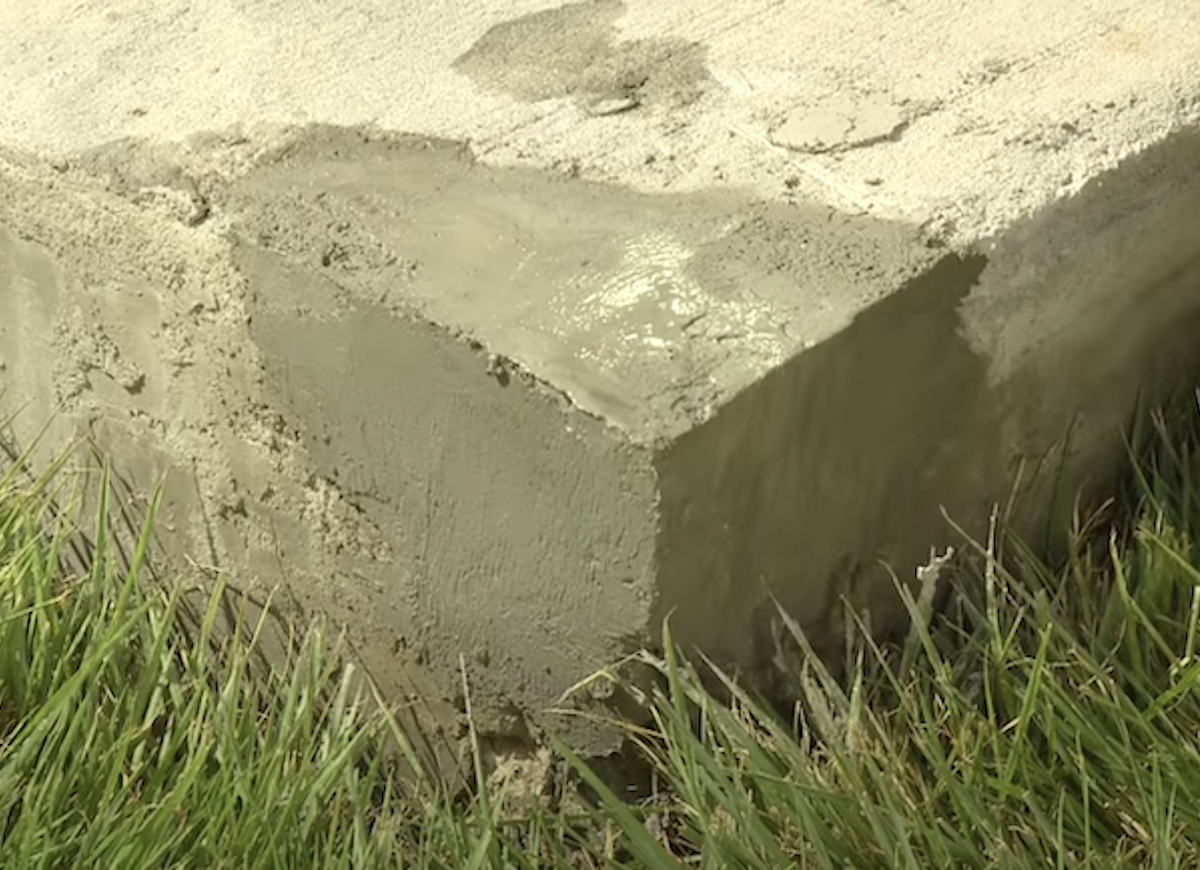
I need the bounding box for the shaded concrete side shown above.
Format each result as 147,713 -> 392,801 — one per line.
211,125 -> 935,445
653,253 -> 999,689
238,241 -> 660,749
965,128 -> 1200,547
652,126 -> 1200,690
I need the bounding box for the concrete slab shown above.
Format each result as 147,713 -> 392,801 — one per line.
2,0 -> 1199,756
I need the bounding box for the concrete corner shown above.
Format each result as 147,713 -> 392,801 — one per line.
2,0 -> 1200,757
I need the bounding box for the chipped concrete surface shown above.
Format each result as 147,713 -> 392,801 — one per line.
2,0 -> 1200,764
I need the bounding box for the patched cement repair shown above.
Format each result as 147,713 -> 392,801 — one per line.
2,124 -> 1199,762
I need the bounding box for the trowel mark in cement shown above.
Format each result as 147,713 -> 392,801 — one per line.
452,0 -> 711,115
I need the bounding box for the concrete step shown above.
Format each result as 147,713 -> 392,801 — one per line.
2,0 -> 1199,759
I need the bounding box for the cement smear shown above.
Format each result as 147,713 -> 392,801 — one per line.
452,0 -> 711,114
214,126 -> 935,443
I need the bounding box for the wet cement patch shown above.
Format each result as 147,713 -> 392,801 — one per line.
214,125 -> 935,444
452,0 -> 711,113
0,123 -> 949,753
238,240 -> 660,751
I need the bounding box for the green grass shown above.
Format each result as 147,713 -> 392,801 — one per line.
0,446 -> 591,868
4,390 -> 1200,867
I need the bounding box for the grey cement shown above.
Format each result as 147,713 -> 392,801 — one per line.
2,0 -> 1200,769
4,124 -> 1200,761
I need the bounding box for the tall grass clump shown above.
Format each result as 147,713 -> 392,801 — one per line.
0,445 -> 599,868
0,450 -> 408,867
566,391 -> 1200,868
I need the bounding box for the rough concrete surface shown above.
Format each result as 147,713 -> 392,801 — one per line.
2,0 -> 1200,765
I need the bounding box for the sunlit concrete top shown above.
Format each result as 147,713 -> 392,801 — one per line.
3,0 -> 1198,244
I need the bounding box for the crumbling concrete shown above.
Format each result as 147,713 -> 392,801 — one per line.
2,0 -> 1199,760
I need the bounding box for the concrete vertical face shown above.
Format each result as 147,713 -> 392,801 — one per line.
2,0 -> 1200,773
0,228 -> 63,452
0,139 -> 671,753
652,129 -> 1200,692
961,130 -> 1200,547
653,254 -> 1001,687
240,242 -> 660,741
965,132 -> 1200,388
